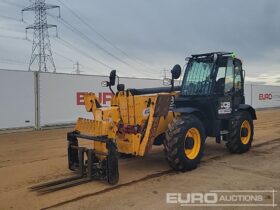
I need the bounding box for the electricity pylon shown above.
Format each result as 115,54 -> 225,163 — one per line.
22,0 -> 60,72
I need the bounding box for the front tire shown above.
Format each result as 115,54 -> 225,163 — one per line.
164,115 -> 206,171
226,111 -> 254,153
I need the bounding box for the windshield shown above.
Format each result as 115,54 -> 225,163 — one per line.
181,59 -> 214,96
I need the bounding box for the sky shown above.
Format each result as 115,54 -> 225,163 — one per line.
0,0 -> 279,85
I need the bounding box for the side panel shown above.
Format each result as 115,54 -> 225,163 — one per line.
244,84 -> 252,105
39,73 -> 105,126
252,85 -> 280,109
39,73 -> 165,126
0,70 -> 35,129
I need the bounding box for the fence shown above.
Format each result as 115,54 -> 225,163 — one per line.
0,70 -> 35,129
0,69 -> 279,130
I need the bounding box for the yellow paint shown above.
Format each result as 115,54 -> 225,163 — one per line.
184,127 -> 201,160
74,90 -> 179,157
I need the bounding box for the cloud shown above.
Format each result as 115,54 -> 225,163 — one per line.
246,73 -> 280,85
0,0 -> 279,83
246,81 -> 267,85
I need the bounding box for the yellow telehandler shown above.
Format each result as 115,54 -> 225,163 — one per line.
31,52 -> 256,193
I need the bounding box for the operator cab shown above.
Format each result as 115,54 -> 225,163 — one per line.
180,52 -> 244,116
165,52 -> 256,172
175,52 -> 255,137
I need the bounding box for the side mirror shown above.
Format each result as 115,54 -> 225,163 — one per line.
185,57 -> 190,62
117,84 -> 125,91
109,70 -> 116,86
171,64 -> 181,79
101,81 -> 109,87
163,78 -> 172,86
213,53 -> 218,62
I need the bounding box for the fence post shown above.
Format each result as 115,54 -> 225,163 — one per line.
34,71 -> 40,130
251,84 -> 253,106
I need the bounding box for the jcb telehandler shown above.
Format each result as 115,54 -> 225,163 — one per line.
31,52 -> 256,192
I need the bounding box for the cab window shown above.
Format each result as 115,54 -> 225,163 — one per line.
234,61 -> 242,92
224,60 -> 234,93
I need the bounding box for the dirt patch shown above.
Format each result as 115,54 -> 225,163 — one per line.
0,109 -> 279,210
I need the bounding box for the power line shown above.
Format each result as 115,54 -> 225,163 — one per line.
4,0 -> 122,73
57,0 -> 156,72
0,60 -> 27,68
56,66 -> 75,70
52,15 -> 152,77
0,58 -> 27,64
0,27 -> 20,33
1,0 -> 157,77
0,14 -> 25,23
53,51 -> 75,63
54,15 -> 135,69
0,26 -> 32,35
54,37 -> 114,70
82,64 -> 96,72
0,61 -> 24,65
52,51 -> 86,75
1,0 -> 25,8
0,34 -> 28,41
54,37 -> 137,76
49,13 -> 127,72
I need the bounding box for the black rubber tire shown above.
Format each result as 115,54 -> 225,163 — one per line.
153,133 -> 165,145
164,115 -> 206,171
226,111 -> 254,153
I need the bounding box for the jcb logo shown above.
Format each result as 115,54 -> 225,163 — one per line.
76,92 -> 113,105
221,102 -> 231,109
259,93 -> 272,100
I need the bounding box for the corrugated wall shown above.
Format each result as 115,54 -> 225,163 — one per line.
0,70 -> 279,130
38,72 -> 165,126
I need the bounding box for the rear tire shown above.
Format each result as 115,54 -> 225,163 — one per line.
164,115 -> 206,171
226,111 -> 254,153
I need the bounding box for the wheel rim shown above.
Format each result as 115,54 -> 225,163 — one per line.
184,128 -> 201,159
240,120 -> 251,144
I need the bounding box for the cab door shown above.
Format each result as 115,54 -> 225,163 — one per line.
216,58 -> 234,119
232,59 -> 245,110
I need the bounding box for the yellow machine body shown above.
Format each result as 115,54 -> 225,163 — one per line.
74,90 -> 178,157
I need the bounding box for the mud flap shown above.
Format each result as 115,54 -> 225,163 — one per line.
106,141 -> 119,185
